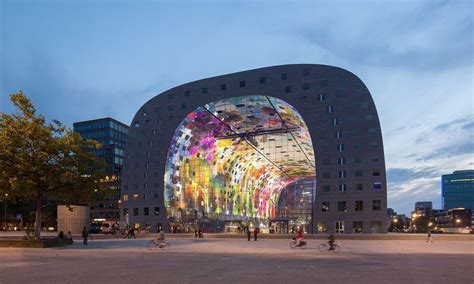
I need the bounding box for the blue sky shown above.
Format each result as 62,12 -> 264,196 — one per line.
1,0 -> 472,215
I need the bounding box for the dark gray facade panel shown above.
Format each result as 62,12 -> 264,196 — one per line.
121,64 -> 387,233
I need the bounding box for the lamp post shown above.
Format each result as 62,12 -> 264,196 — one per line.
4,193 -> 8,231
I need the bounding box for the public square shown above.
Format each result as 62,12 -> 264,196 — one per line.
1,237 -> 473,284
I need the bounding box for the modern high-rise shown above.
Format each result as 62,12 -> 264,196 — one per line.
73,118 -> 129,221
121,64 -> 387,234
442,170 -> 474,211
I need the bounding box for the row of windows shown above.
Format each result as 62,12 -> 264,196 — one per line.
123,207 -> 160,216
321,182 -> 383,192
79,130 -> 127,142
317,221 -> 383,233
122,192 -> 160,200
74,121 -> 129,133
322,157 -> 380,165
321,200 -> 382,212
322,170 -> 382,178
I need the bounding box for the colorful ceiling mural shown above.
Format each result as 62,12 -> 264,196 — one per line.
165,96 -> 316,222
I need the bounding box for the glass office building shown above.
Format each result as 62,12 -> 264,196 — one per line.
442,170 -> 474,211
73,118 -> 129,221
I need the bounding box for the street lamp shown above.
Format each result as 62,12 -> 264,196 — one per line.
4,193 -> 8,231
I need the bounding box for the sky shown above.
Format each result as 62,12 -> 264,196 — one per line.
1,0 -> 472,215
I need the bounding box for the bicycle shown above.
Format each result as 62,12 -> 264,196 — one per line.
147,239 -> 170,250
318,242 -> 340,252
289,238 -> 307,249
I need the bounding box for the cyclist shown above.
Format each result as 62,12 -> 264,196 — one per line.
296,228 -> 304,247
156,230 -> 166,247
328,232 -> 335,250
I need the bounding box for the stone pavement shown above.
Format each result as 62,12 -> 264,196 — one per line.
0,238 -> 473,284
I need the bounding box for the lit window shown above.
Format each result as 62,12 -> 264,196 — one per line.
339,171 -> 346,178
373,182 -> 382,190
134,121 -> 140,128
133,194 -> 139,200
154,207 -> 160,215
332,118 -> 338,126
337,144 -> 344,152
327,105 -> 333,113
353,221 -> 363,233
335,131 -> 342,139
321,202 -> 330,212
338,157 -> 345,165
123,195 -> 128,201
318,94 -> 325,101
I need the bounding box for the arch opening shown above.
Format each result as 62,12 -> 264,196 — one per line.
164,96 -> 316,233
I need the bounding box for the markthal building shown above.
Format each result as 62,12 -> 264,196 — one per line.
121,64 -> 387,234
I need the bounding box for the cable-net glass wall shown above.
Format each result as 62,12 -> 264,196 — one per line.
165,96 -> 316,232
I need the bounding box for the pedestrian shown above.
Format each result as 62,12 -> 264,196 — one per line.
247,227 -> 251,241
254,227 -> 258,241
66,231 -> 73,242
130,226 -> 136,239
194,228 -> 198,238
81,226 -> 89,245
426,230 -> 433,243
58,230 -> 65,239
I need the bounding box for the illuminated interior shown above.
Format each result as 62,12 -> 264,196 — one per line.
165,96 -> 316,231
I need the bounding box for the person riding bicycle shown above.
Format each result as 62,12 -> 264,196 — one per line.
296,228 -> 305,247
155,230 -> 166,247
328,232 -> 336,251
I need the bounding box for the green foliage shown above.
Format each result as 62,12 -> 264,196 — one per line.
0,91 -> 109,238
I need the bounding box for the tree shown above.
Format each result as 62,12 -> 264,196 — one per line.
0,91 -> 107,239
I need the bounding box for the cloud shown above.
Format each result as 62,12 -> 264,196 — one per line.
387,167 -> 439,185
416,141 -> 474,162
461,121 -> 474,131
433,117 -> 471,132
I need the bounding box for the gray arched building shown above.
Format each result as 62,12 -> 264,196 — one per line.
121,64 -> 387,234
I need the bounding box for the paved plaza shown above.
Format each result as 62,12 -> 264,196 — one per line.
0,237 -> 473,284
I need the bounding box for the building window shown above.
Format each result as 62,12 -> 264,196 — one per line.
133,194 -> 139,200
371,157 -> 380,162
361,101 -> 369,109
202,87 -> 208,94
321,202 -> 330,212
339,184 -> 347,192
335,131 -> 342,139
133,208 -> 139,216
240,80 -> 246,87
323,185 -> 330,192
327,105 -> 333,113
285,86 -> 292,93
154,207 -> 160,215
372,182 -> 382,190
373,200 -> 381,211
372,170 -> 381,176
355,170 -> 363,177
303,69 -> 310,76
144,207 -> 149,216
303,83 -> 310,90
339,171 -> 346,178
134,121 -> 140,128
153,193 -> 159,199
259,77 -> 266,84
123,208 -> 129,216
355,201 -> 363,211
356,184 -> 363,191
123,195 -> 128,201
338,157 -> 345,165
181,103 -> 186,110
332,118 -> 338,126
365,114 -> 373,120
368,128 -> 376,135
318,93 -> 325,101
281,73 -> 287,80
337,144 -> 344,152
369,142 -> 379,149
335,221 -> 344,233
185,90 -> 190,97
220,84 -> 226,91
320,79 -> 328,87
338,201 -> 347,212
322,172 -> 330,179
353,221 -> 363,233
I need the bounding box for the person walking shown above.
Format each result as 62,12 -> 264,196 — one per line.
254,227 -> 258,241
247,227 -> 251,241
426,230 -> 433,243
81,226 -> 89,245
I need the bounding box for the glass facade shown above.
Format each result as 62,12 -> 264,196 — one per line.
442,170 -> 474,211
73,118 -> 129,221
165,96 -> 316,229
